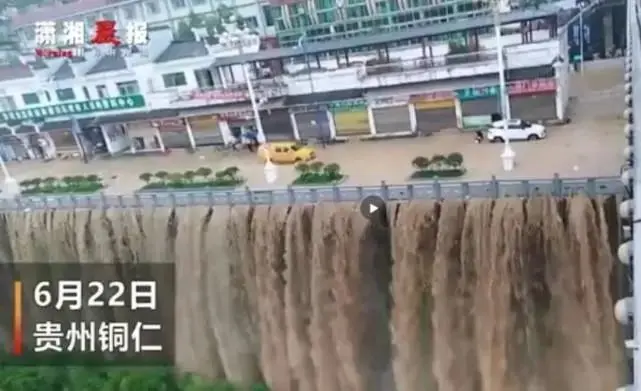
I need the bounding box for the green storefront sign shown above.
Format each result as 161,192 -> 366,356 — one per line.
0,95 -> 146,122
329,99 -> 367,112
455,86 -> 500,101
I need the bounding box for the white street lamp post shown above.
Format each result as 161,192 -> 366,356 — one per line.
220,24 -> 267,143
0,153 -> 18,197
494,2 -> 515,171
260,144 -> 278,184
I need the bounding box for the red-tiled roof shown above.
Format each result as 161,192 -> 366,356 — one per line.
12,0 -> 111,28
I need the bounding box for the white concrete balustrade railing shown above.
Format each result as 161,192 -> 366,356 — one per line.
284,40 -> 560,94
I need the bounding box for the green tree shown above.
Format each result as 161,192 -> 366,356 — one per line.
295,162 -> 310,175
430,154 -> 446,169
85,174 -> 100,183
183,170 -> 197,182
323,163 -> 342,179
30,177 -> 42,189
176,20 -> 195,41
446,152 -> 464,168
223,166 -> 240,179
188,11 -> 204,27
139,172 -> 153,183
309,161 -> 324,173
61,176 -> 74,186
43,176 -> 57,186
155,171 -> 169,182
411,156 -> 430,170
205,15 -> 225,36
195,167 -> 213,179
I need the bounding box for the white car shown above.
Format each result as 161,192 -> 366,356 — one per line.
486,119 -> 547,142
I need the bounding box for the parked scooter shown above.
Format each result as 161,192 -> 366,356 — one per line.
474,130 -> 484,144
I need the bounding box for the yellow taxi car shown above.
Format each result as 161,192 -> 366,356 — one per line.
258,142 -> 316,164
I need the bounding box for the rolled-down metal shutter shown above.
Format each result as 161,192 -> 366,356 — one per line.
188,115 -> 224,146
47,128 -> 78,152
332,108 -> 370,136
460,97 -> 500,117
261,108 -> 295,141
295,111 -> 331,140
156,120 -> 191,149
510,93 -> 557,121
372,105 -> 411,134
414,100 -> 457,134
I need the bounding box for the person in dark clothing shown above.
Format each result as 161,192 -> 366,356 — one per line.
244,128 -> 259,152
475,130 -> 483,143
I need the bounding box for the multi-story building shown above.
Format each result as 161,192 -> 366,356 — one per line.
0,8 -> 565,162
9,0 -> 274,53
9,0 -> 511,51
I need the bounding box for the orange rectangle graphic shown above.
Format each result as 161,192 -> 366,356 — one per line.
13,281 -> 22,356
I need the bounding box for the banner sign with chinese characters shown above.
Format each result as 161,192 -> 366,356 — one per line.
369,96 -> 409,108
455,78 -> 556,101
0,95 -> 146,122
7,262 -> 175,366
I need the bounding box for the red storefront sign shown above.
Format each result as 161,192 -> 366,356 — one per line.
409,90 -> 454,102
508,78 -> 556,96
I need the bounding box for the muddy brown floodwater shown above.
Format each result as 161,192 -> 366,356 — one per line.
0,195 -> 626,391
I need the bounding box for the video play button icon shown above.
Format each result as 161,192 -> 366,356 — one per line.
360,195 -> 386,220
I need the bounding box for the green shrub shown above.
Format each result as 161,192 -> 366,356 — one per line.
409,153 -> 466,180
139,167 -> 244,191
292,161 -> 344,185
20,175 -> 104,195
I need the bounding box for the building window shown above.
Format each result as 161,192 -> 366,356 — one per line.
0,97 -> 16,111
262,6 -> 274,26
192,0 -> 206,4
123,5 -> 136,19
96,84 -> 108,98
162,72 -> 187,88
145,1 -> 160,14
116,81 -> 140,95
194,69 -> 214,88
22,93 -> 40,105
24,26 -> 35,40
56,88 -> 75,101
170,0 -> 186,9
102,11 -> 115,20
82,86 -> 91,100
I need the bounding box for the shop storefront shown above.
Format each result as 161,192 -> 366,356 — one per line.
152,119 -> 192,149
126,121 -> 163,151
260,108 -> 296,141
508,78 -> 557,121
330,99 -> 371,136
291,106 -> 332,141
410,91 -> 458,134
186,115 -> 224,146
45,126 -> 80,158
0,127 -> 28,161
369,97 -> 412,135
455,78 -> 558,129
15,125 -> 56,160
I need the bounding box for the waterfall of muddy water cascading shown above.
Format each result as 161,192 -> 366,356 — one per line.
252,205 -> 292,391
390,201 -> 439,391
0,213 -> 15,347
465,199 -> 501,391
205,205 -> 262,384
545,196 -> 621,391
284,204 -> 317,391
317,203 -> 393,391
431,200 -> 478,391
173,206 -> 224,379
309,203 -> 341,391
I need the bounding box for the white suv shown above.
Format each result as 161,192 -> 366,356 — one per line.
487,119 -> 547,142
